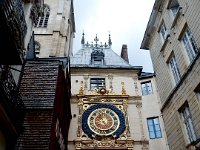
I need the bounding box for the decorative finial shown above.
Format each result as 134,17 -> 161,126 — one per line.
81,31 -> 85,45
108,31 -> 112,46
121,82 -> 126,95
85,41 -> 89,47
100,42 -> 103,47
94,34 -> 99,47
79,81 -> 83,95
104,42 -> 108,47
91,42 -> 93,47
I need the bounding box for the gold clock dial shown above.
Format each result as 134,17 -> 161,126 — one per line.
88,108 -> 120,136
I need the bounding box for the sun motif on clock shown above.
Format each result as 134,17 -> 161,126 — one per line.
94,112 -> 114,130
82,104 -> 126,138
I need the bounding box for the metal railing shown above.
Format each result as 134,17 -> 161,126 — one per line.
1,0 -> 27,37
0,65 -> 25,132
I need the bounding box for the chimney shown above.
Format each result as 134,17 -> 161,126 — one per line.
121,44 -> 129,63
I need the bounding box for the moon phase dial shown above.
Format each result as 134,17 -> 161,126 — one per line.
82,104 -> 126,139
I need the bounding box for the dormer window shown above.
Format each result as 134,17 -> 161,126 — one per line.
91,50 -> 104,65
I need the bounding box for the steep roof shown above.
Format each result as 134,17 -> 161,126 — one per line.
71,34 -> 142,70
71,47 -> 132,67
19,60 -> 59,109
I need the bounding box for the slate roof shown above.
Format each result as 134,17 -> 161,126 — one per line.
138,72 -> 155,79
71,46 -> 141,70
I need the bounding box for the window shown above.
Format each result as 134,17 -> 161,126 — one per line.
181,27 -> 198,63
141,81 -> 153,96
35,4 -> 50,28
159,22 -> 168,41
179,103 -> 197,143
169,0 -> 180,17
168,54 -> 181,84
91,50 -> 104,65
147,117 -> 162,139
90,78 -> 105,90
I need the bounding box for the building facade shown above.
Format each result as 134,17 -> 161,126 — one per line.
141,0 -> 200,149
0,0 -> 75,149
68,34 -> 168,150
33,0 -> 75,61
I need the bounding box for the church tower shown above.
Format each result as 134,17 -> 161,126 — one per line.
68,33 -> 169,149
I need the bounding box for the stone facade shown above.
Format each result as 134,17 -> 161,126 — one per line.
34,0 -> 75,58
139,74 -> 169,150
141,0 -> 200,149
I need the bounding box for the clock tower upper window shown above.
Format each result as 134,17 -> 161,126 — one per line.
91,50 -> 104,65
90,78 -> 105,90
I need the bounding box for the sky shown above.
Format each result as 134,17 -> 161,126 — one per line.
73,0 -> 155,73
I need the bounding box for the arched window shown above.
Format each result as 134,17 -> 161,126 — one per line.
35,41 -> 40,58
35,4 -> 50,28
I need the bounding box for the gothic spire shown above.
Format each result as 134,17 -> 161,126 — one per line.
108,32 -> 112,46
81,32 -> 85,45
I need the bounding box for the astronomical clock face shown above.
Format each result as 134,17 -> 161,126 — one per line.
88,108 -> 120,135
82,104 -> 126,138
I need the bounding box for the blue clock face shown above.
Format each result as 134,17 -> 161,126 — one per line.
82,104 -> 126,138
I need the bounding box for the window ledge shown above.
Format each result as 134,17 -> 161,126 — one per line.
171,7 -> 182,29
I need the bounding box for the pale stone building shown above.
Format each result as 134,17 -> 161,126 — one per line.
33,0 -> 75,60
141,0 -> 200,149
68,33 -> 168,149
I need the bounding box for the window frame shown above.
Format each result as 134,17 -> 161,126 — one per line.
91,50 -> 104,66
159,21 -> 168,42
147,117 -> 162,139
141,81 -> 153,96
90,78 -> 105,90
35,4 -> 50,28
181,27 -> 198,63
179,103 -> 197,143
168,53 -> 181,84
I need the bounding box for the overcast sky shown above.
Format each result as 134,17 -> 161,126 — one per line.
73,0 -> 155,73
